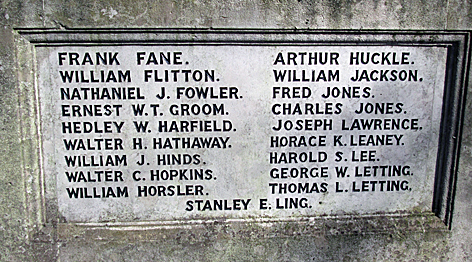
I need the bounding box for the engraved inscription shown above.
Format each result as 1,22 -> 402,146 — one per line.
37,45 -> 447,222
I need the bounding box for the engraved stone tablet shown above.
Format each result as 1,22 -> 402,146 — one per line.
37,44 -> 446,222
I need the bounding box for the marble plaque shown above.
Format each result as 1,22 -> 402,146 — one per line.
37,44 -> 447,222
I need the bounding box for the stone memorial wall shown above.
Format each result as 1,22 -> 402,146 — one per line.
1,2 -> 472,261
38,43 -> 446,222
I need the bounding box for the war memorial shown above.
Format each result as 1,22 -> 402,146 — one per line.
0,0 -> 471,260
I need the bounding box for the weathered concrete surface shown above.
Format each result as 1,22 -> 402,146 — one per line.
0,1 -> 471,261
447,0 -> 472,30
38,0 -> 449,29
58,232 -> 451,261
1,0 -> 450,29
0,27 -> 28,262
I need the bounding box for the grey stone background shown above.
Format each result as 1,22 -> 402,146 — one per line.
1,0 -> 471,261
